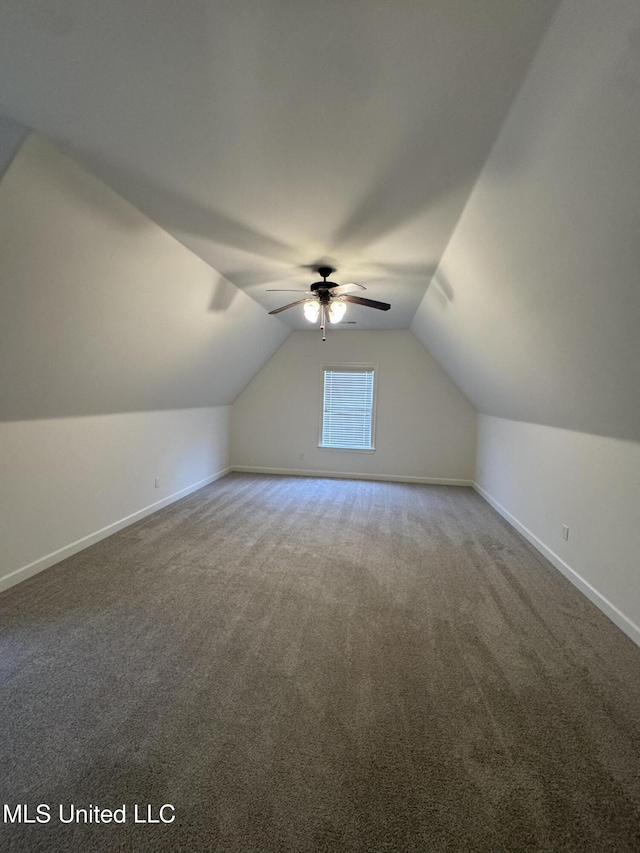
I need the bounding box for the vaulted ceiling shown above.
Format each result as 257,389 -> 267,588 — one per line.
0,135 -> 290,421
1,0 -> 638,440
0,0 -> 558,330
411,0 -> 640,441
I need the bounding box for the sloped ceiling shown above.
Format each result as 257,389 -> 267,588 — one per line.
411,0 -> 640,441
0,0 -> 558,330
0,117 -> 27,180
0,136 -> 289,420
3,0 -> 636,441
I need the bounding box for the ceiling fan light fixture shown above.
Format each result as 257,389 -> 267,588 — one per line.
267,266 -> 390,335
303,300 -> 320,323
328,301 -> 347,324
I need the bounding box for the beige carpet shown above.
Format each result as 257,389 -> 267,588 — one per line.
1,473 -> 640,852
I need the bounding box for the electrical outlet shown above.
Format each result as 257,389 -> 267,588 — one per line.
155,477 -> 160,488
562,525 -> 569,541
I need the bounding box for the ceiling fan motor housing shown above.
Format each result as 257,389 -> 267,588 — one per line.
311,286 -> 335,303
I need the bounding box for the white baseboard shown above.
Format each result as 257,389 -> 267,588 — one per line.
0,468 -> 232,595
231,465 -> 472,487
473,481 -> 640,649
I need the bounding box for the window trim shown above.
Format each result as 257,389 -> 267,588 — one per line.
318,363 -> 378,452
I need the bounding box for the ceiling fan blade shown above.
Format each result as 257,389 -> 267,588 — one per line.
266,289 -> 311,293
268,298 -> 311,315
328,283 -> 366,295
342,294 -> 391,311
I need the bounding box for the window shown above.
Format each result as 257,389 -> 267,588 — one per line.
320,366 -> 376,450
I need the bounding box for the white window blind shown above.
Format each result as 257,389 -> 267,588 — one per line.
321,368 -> 375,450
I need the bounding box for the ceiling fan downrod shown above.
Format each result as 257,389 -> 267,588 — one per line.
311,266 -> 333,341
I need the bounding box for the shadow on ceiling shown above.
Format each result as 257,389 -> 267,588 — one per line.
208,272 -> 238,312
63,147 -> 301,266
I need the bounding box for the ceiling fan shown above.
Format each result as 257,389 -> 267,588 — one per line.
267,266 -> 390,341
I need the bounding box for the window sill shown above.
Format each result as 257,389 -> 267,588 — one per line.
318,445 -> 376,453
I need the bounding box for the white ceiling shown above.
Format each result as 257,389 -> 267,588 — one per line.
0,117 -> 27,179
0,0 -> 559,330
411,0 -> 640,441
0,136 -> 289,420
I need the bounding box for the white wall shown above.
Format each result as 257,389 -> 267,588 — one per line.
232,330 -> 476,483
475,415 -> 640,646
0,407 -> 230,592
0,135 -> 285,592
409,0 -> 640,646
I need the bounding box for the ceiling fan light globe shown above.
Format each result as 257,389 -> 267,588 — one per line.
328,301 -> 347,324
303,300 -> 320,323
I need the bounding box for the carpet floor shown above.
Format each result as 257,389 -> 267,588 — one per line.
1,473 -> 640,852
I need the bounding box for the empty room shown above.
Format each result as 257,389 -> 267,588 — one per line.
1,1 -> 639,851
